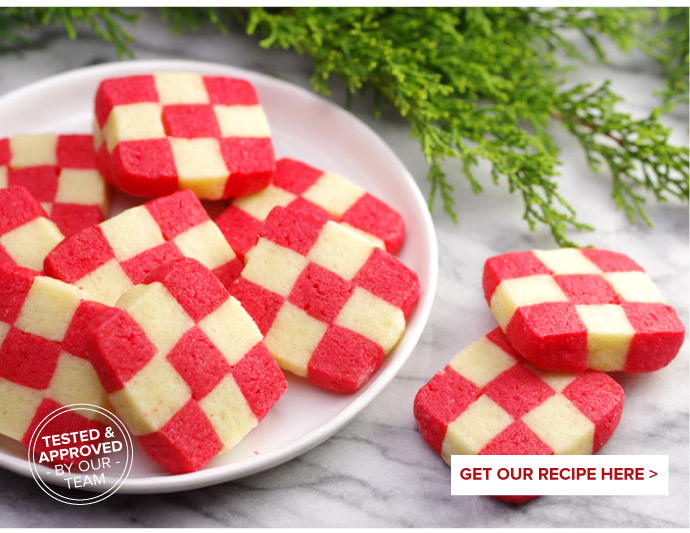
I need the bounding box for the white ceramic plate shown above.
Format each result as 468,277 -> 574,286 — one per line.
0,59 -> 438,494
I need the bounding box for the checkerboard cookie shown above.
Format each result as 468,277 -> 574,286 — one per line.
94,72 -> 275,199
414,328 -> 624,503
0,186 -> 64,272
215,158 -> 405,260
229,206 -> 419,393
0,134 -> 109,236
87,257 -> 287,474
0,263 -> 108,456
483,248 -> 685,372
44,190 -> 243,305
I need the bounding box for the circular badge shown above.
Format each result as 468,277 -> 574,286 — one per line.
27,404 -> 133,505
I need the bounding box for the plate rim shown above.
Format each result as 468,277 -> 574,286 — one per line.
0,58 -> 439,494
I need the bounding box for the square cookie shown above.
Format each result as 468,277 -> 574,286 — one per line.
94,72 -> 275,199
44,190 -> 243,305
229,206 -> 419,393
0,186 -> 64,272
414,328 -> 625,503
483,248 -> 685,372
87,257 -> 287,474
0,134 -> 109,236
0,263 -> 109,456
215,158 -> 405,260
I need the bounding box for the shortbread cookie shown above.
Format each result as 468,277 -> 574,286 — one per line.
0,134 -> 108,236
44,190 -> 243,305
87,258 -> 287,474
0,186 -> 63,272
414,328 -> 625,503
93,72 -> 275,199
0,263 -> 108,458
215,158 -> 405,259
483,248 -> 685,372
229,207 -> 419,393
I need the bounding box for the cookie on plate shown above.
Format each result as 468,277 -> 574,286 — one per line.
483,248 -> 685,372
229,206 -> 419,393
215,158 -> 405,260
0,186 -> 63,272
0,134 -> 108,236
0,263 -> 108,457
87,258 -> 287,474
94,72 -> 275,199
44,190 -> 243,305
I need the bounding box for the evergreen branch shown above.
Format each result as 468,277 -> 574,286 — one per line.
159,7 -> 229,35
556,81 -> 689,226
0,7 -> 139,58
244,7 -> 687,245
0,6 -> 687,247
0,9 -> 40,55
647,7 -> 689,109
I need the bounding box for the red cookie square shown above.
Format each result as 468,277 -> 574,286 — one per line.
483,248 -> 685,372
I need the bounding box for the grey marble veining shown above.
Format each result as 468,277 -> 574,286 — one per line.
0,11 -> 687,528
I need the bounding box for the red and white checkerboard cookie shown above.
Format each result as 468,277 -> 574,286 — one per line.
229,206 -> 419,393
93,72 -> 275,200
215,158 -> 405,260
483,248 -> 685,372
0,263 -> 109,456
44,190 -> 243,305
87,257 -> 287,474
414,328 -> 624,503
0,186 -> 64,272
0,134 -> 109,236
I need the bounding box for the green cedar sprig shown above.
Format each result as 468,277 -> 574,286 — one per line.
556,82 -> 689,226
244,7 -> 688,245
0,7 -> 687,247
159,7 -> 229,36
0,7 -> 139,58
639,7 -> 689,110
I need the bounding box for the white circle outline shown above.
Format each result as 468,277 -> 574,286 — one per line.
30,407 -> 130,503
28,404 -> 133,504
27,403 -> 133,505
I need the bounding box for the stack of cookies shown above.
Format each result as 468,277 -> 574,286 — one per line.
414,248 -> 684,503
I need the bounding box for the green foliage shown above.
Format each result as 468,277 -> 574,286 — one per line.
244,7 -> 688,245
0,7 -> 139,57
0,9 -> 38,54
557,82 -> 689,226
0,6 -> 687,246
159,7 -> 229,35
647,7 -> 690,109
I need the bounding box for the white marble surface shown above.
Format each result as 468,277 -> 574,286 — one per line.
0,11 -> 687,528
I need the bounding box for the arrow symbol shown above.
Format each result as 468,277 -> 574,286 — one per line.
649,470 -> 658,479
